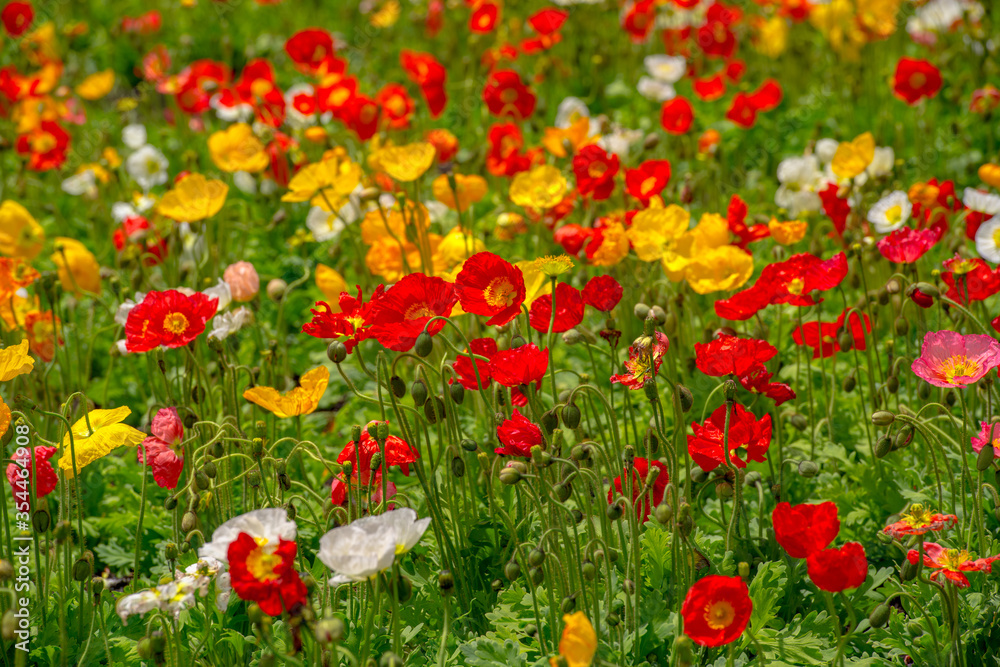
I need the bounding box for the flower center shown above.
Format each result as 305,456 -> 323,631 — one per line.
939,548 -> 970,571
910,72 -> 926,89
145,158 -> 161,174
885,205 -> 902,225
247,543 -> 282,582
163,312 -> 190,335
942,355 -> 980,384
992,229 -> 1000,248
588,162 -> 608,179
404,303 -> 435,320
704,600 -> 735,629
786,277 -> 805,295
483,277 -> 516,309
500,88 -> 518,104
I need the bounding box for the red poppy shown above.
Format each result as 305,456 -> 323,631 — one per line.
726,195 -> 770,248
315,75 -> 357,119
489,342 -> 548,390
911,288 -> 935,309
715,252 -> 848,321
688,403 -> 771,472
228,533 -> 307,616
218,59 -> 285,127
941,255 -> 1000,305
113,215 -> 168,266
6,446 -> 57,506
496,409 -> 543,457
622,0 -> 656,42
486,123 -> 541,176
469,0 -> 500,33
748,79 -> 782,111
681,575 -> 752,647
696,3 -> 739,59
582,275 -> 623,312
695,334 -> 777,377
877,226 -> 940,263
122,11 -> 161,35
331,422 -> 419,505
883,505 -> 957,540
693,74 -> 726,101
285,29 -> 334,74
452,337 -> 497,390
772,501 -> 840,559
425,128 -> 458,162
906,542 -> 1000,588
125,290 -> 219,353
482,70 -> 536,120
607,457 -> 669,521
365,274 -> 457,352
725,60 -> 746,82
173,60 -> 230,114
661,97 -> 695,134
807,542 -> 867,592
302,285 -> 384,354
792,309 -> 871,359
137,407 -> 185,489
573,145 -> 620,200
345,94 -> 381,141
970,86 -> 1000,114
401,51 -> 448,118
528,283 -> 584,333
1,1 -> 32,37
554,224 -> 593,256
819,183 -> 851,236
374,83 -> 415,130
611,332 -> 670,389
455,252 -> 526,326
726,93 -> 758,128
893,58 -> 942,105
15,120 -> 70,171
625,160 -> 671,203
521,8 -> 568,53
738,364 -> 796,405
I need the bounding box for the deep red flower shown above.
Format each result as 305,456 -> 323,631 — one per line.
228,533 -> 307,616
302,285 -> 384,354
489,342 -> 548,390
725,60 -> 746,82
611,332 -> 670,389
331,421 -> 418,505
455,252 -> 526,326
607,457 -> 669,521
792,309 -> 871,359
137,407 -> 185,489
469,0 -> 500,33
695,334 -> 777,377
173,60 -> 230,114
554,224 -> 594,256
582,275 -> 623,312
345,94 -> 381,141
6,446 -> 57,506
877,226 -> 940,263
941,255 -> 1000,305
726,195 -> 770,248
573,145 -> 620,200
400,51 -> 448,118
696,3 -> 739,59
688,403 -> 771,472
113,215 -> 167,266
521,8 -> 568,53
681,575 -> 752,647
772,501 -> 840,559
375,83 -> 415,130
486,123 -> 542,176
528,283 -> 584,333
622,0 -> 656,43
748,79 -> 782,111
2,1 -> 33,37
625,160 -> 671,203
122,11 -> 161,35
452,337 -> 497,390
315,75 -> 357,119
15,120 -> 70,171
693,74 -> 726,101
819,183 -> 851,236
496,409 -> 543,457
715,252 -> 848,321
807,542 -> 867,592
893,58 -> 942,105
738,364 -> 796,405
906,542 -> 1000,588
482,70 -> 536,120
365,274 -> 457,352
285,28 -> 335,74
661,97 -> 694,134
125,290 -> 219,353
425,128 -> 458,162
726,93 -> 758,128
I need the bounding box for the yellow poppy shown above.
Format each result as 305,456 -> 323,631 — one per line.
243,366 -> 330,418
768,218 -> 808,245
51,237 -> 101,295
316,263 -> 347,305
754,16 -> 788,58
432,174 -> 488,212
831,132 -> 875,180
58,406 -> 146,477
0,200 -> 46,260
550,612 -> 597,667
208,123 -> 270,173
516,260 -> 554,305
588,221 -> 630,267
0,339 -> 33,381
365,235 -> 441,282
360,202 -> 430,245
0,395 -> 10,440
684,245 -> 755,294
532,255 -> 574,278
432,227 -> 486,275
157,174 -> 229,222
626,205 -> 690,262
75,70 -> 114,100
542,117 -> 595,158
509,165 -> 567,210
373,142 -> 436,182
283,152 -> 363,209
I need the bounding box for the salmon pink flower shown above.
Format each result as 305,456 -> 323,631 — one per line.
883,504 -> 958,540
807,542 -> 867,592
773,501 -> 840,559
125,290 -> 219,353
907,542 -> 1000,588
681,575 -> 752,647
911,330 -> 1000,388
877,226 -> 940,264
138,407 -> 185,489
223,261 -> 259,302
496,409 -> 543,457
687,403 -> 771,472
455,252 -> 526,326
607,457 -> 669,521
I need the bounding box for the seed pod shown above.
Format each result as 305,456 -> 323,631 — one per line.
874,435 -> 893,458
582,561 -> 597,580
203,460 -> 217,479
976,442 -> 995,471
389,375 -> 406,398
72,556 -> 93,582
181,512 -> 198,532
460,438 -> 478,453
165,542 -> 179,560
837,330 -> 854,352
871,410 -> 895,427
798,460 -> 819,478
327,341 -> 347,364
424,396 -> 445,423
562,403 -> 581,429
411,380 -> 428,407
633,303 -> 650,320
690,466 -> 707,483
528,548 -> 545,567
913,281 -> 939,298
195,470 -> 210,491
917,382 -> 931,400
869,603 -> 891,629
505,560 -> 521,580
571,444 -> 590,461
32,509 -> 50,533
894,317 -> 909,336
136,638 -> 155,660
525,624 -> 538,638
723,379 -> 737,401
560,596 -> 576,614
451,456 -> 465,478
499,462 -> 524,485
606,612 -> 621,627
286,501 -> 297,521
449,383 -> 465,405
248,470 -> 261,487
716,481 -> 734,498
210,441 -> 224,458
842,372 -> 856,393
415,332 -> 433,357
606,500 -> 624,521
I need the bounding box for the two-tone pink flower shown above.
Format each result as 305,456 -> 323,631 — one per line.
911,330 -> 1000,388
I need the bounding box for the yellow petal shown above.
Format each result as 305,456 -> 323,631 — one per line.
0,339 -> 34,381
59,407 -> 145,477
831,132 -> 875,180
556,612 -> 596,667
316,264 -> 347,305
51,237 -> 101,295
157,174 -> 228,222
375,143 -> 436,182
684,245 -> 754,295
208,123 -> 269,173
768,218 -> 808,245
75,70 -> 114,101
627,205 -> 690,262
244,366 -> 330,418
0,395 -> 11,441
509,165 -> 567,210
0,200 -> 46,260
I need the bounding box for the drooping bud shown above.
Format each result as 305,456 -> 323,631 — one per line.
389,375 -> 406,398
871,411 -> 895,427
562,403 -> 581,429
414,332 -> 433,358
797,460 -> 819,478
976,442 -> 996,471
676,384 -> 693,413
411,380 -> 428,407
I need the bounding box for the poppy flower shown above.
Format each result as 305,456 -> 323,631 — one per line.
284,28 -> 334,74
582,275 -> 623,312
489,342 -> 549,390
331,422 -> 418,505
911,330 -> 1000,389
486,123 -> 542,177
318,509 -> 430,583
772,501 -> 840,559
696,3 -> 739,58
792,309 -> 871,359
625,160 -> 671,203
315,75 -> 358,119
572,145 -> 619,201
482,70 -> 536,120
452,337 -> 497,391
550,612 -> 597,667
228,533 -> 307,616
401,51 -> 448,118
125,290 -> 219,353
58,407 -> 146,478
425,128 -> 459,162
877,226 -> 940,263
302,285 -> 383,353
528,283 -> 585,333
693,74 -> 726,101
469,0 -> 500,33
0,339 -> 33,381
156,173 -> 229,222
726,195 -> 770,248
25,311 -> 61,363
374,83 -> 415,130
970,85 -> 1000,114
738,364 -> 796,405
521,8 -> 567,53
726,93 -> 758,128
15,120 -> 70,171
611,332 -> 670,389
243,366 -> 330,418
455,252 -> 526,326
661,97 -> 694,134
906,542 -> 1000,588
748,79 -> 783,111
2,1 -> 33,37
6,445 -> 57,505
138,407 -> 185,489
681,575 -> 752,647
893,58 -> 942,105
695,334 -> 777,377
496,409 -> 543,457
940,255 -> 1000,305
687,403 -> 771,472
883,504 -> 958,540
607,457 -> 669,521
366,274 -> 457,352
819,183 -> 851,236
806,542 -> 867,592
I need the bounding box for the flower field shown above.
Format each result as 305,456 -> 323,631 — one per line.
2,0 -> 1000,665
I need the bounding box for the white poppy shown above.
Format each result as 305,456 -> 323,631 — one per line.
815,138 -> 839,164
125,145 -> 169,191
975,215 -> 1000,263
964,187 -> 1000,216
208,307 -> 254,341
202,279 -> 232,312
643,55 -> 686,83
233,171 -> 257,195
122,124 -> 147,150
307,207 -> 346,242
637,77 -> 676,102
867,146 -> 895,178
867,190 -> 912,234
318,508 -> 430,585
199,508 -> 297,563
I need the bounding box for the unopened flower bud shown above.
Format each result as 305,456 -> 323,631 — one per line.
723,379 -> 737,402
977,442 -> 996,471
32,509 -> 50,533
562,403 -> 581,429
676,384 -> 693,412
389,375 -> 406,398
562,328 -> 583,345
327,341 -> 347,364
499,462 -> 525,485
411,380 -> 428,407
738,562 -> 750,578
633,303 -> 650,320
266,278 -> 287,302
798,460 -> 819,478
415,331 -> 433,357
871,411 -> 895,427
438,570 -> 454,593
